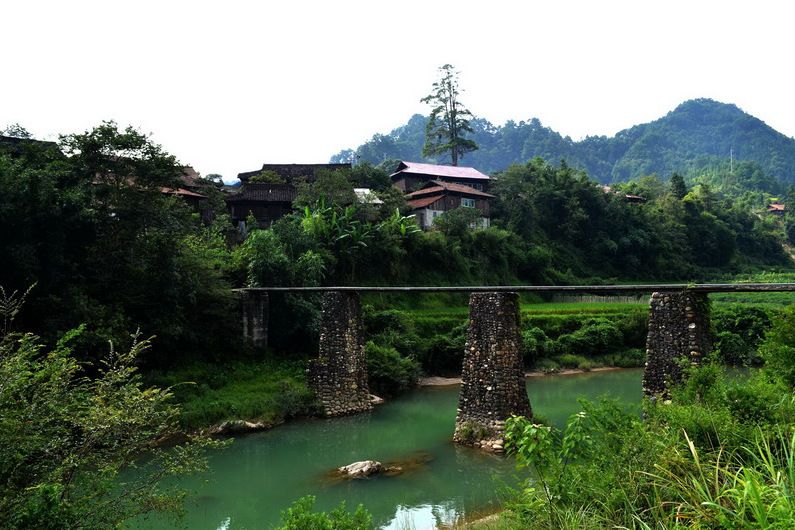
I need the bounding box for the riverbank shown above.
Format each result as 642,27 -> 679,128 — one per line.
145,359 -> 634,434
144,359 -> 317,431
420,366 -> 626,386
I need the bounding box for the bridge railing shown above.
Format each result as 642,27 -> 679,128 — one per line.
234,282 -> 795,293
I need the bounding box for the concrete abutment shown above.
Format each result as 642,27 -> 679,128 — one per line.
239,290 -> 269,349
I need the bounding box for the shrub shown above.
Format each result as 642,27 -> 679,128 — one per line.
556,354 -> 589,369
760,306 -> 795,388
521,327 -> 550,363
0,328 -> 221,528
553,319 -> 624,358
534,358 -> 560,373
712,303 -> 771,365
420,321 -> 467,375
276,496 -> 372,530
364,342 -> 420,397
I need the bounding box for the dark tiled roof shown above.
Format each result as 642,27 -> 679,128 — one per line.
238,163 -> 351,182
0,135 -> 62,155
225,183 -> 297,203
390,161 -> 490,180
179,166 -> 202,187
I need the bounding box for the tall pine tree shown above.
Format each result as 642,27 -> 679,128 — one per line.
421,64 -> 478,166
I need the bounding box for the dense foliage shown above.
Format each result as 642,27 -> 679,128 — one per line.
333,99 -> 795,184
0,324 -> 219,528
0,123 -> 239,365
3,121 -> 791,371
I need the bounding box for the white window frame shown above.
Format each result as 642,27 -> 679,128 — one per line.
461,197 -> 476,208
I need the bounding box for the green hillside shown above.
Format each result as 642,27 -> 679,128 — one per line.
332,99 -> 795,184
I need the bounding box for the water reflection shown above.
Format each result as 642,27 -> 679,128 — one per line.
128,368 -> 643,529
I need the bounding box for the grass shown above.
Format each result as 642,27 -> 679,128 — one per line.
144,359 -> 317,430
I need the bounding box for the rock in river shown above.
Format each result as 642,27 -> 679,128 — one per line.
338,460 -> 384,478
212,419 -> 267,435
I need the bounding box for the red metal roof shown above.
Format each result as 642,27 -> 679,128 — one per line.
406,180 -> 494,198
406,186 -> 445,197
390,161 -> 490,180
407,195 -> 442,209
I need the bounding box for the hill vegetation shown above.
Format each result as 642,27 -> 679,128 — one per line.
333,99 -> 795,184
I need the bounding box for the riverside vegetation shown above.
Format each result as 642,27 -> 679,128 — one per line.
271,307 -> 795,529
2,121 -> 795,527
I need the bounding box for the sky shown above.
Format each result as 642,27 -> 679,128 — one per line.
3,0 -> 795,182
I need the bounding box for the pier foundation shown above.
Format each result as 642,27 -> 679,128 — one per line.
454,292 -> 531,452
308,291 -> 372,417
643,291 -> 711,398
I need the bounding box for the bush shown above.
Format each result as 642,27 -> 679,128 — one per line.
534,358 -> 560,373
712,303 -> 771,365
364,342 -> 420,397
714,330 -> 752,365
522,327 -> 550,363
420,321 -> 467,375
760,306 -> 795,388
556,354 -> 590,369
0,328 -> 221,528
276,496 -> 372,530
557,319 -> 624,357
362,308 -> 422,356
145,360 -> 317,429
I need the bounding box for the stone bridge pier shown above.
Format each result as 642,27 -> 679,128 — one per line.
454,292 -> 531,452
643,291 -> 711,398
308,291 -> 373,417
239,290 -> 269,349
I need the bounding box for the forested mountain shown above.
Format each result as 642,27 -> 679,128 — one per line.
332,99 -> 795,184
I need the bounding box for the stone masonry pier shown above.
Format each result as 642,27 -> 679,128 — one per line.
453,292 -> 531,452
643,291 -> 711,398
239,290 -> 268,349
308,291 -> 372,417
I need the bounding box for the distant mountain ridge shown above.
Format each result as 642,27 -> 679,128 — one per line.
332,99 -> 795,184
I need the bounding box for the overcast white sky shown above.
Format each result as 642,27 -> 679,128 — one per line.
3,1 -> 794,181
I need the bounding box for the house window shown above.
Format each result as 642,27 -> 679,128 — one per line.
461,197 -> 476,208
470,183 -> 483,191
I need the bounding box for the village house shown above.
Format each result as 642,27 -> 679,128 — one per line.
389,161 -> 494,230
226,183 -> 296,228
406,180 -> 493,229
390,160 -> 491,192
237,163 -> 351,183
229,163 -> 352,227
767,202 -> 786,215
600,185 -> 647,203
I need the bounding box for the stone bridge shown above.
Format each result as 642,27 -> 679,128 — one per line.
235,283 -> 794,451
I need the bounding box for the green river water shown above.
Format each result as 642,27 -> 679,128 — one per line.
133,368 -> 642,529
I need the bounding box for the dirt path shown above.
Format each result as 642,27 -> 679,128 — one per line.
418,366 -> 627,386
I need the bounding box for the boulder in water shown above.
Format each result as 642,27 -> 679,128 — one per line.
338,460 -> 384,478
212,420 -> 267,435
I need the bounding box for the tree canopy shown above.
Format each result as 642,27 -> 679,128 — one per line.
420,64 -> 478,166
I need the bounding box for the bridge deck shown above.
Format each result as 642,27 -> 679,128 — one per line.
235,283 -> 795,294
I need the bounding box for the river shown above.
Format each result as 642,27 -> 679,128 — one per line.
131,368 -> 643,529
